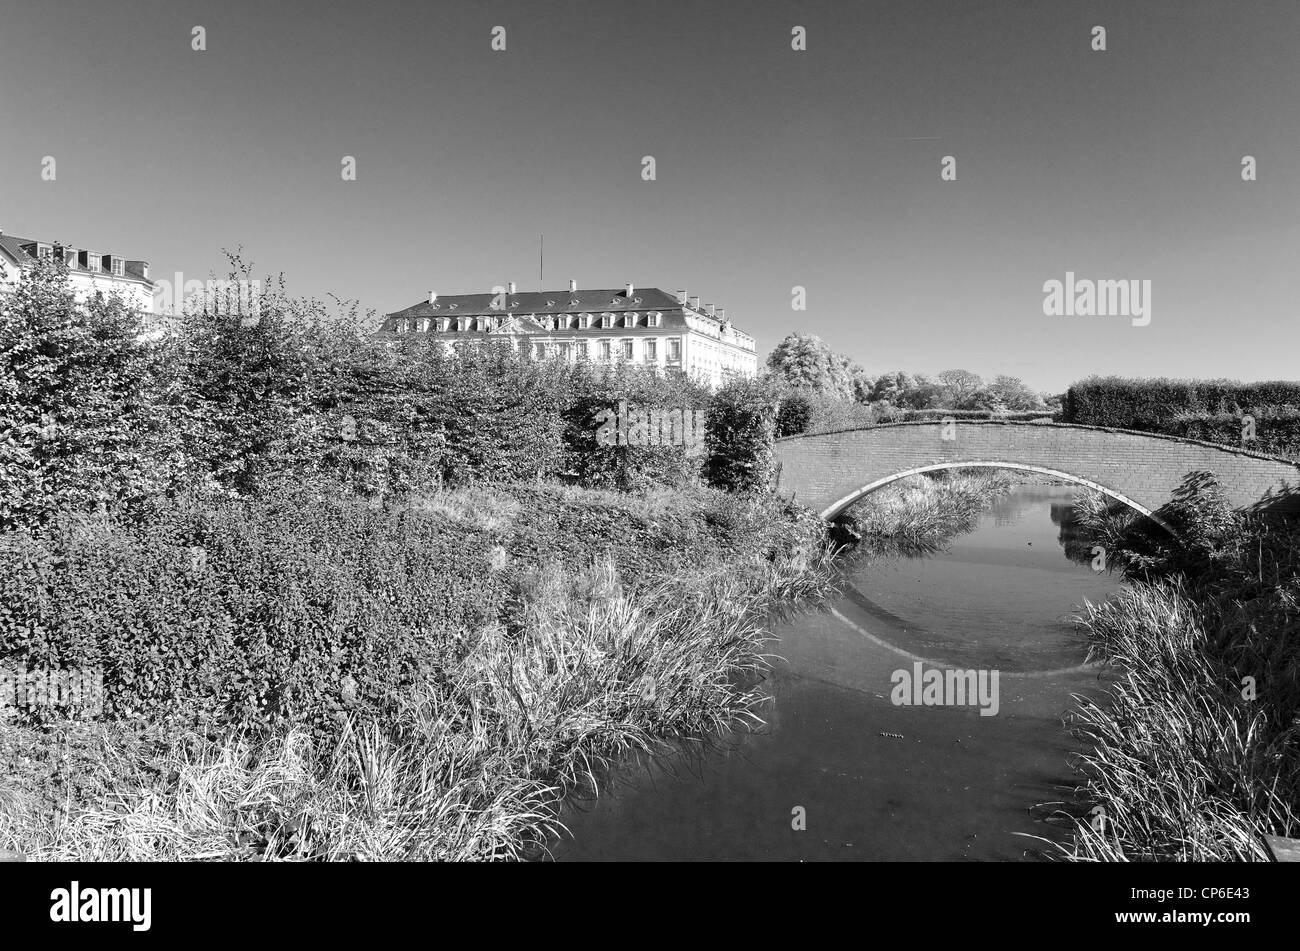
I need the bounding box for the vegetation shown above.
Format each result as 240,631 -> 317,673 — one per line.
1,483 -> 836,861
1062,375 -> 1300,458
834,470 -> 1016,546
1057,474 -> 1300,860
763,332 -> 1059,439
0,260 -> 838,861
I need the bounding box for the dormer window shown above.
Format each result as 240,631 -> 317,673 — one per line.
624,313 -> 637,328
448,303 -> 458,310
417,318 -> 430,332
476,317 -> 488,332
437,318 -> 450,331
601,312 -> 613,328
649,312 -> 662,327
110,256 -> 124,276
546,300 -> 556,307
457,317 -> 469,331
569,299 -> 580,306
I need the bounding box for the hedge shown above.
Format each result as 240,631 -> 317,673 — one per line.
1063,376 -> 1300,430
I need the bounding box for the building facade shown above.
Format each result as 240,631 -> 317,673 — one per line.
380,283 -> 757,387
0,228 -> 155,313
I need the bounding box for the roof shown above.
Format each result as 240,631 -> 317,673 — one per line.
0,232 -> 153,286
386,286 -> 685,320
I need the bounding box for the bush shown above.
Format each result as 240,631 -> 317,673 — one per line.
703,378 -> 780,492
1161,409 -> 1300,460
0,261 -> 185,531
0,484 -> 501,729
1063,376 -> 1300,431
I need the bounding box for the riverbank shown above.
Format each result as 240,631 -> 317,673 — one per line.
1059,481 -> 1300,860
0,482 -> 839,861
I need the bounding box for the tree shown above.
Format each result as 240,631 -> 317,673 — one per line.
936,369 -> 985,409
868,371 -> 915,407
987,375 -> 1047,412
765,333 -> 862,401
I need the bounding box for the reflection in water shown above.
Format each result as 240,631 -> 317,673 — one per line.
541,483 -> 1122,862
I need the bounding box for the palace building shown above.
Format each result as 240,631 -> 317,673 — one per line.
0,227 -> 155,313
379,282 -> 757,387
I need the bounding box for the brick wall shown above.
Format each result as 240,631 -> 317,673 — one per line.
773,420 -> 1300,519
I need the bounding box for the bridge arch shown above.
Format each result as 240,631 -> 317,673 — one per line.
819,460 -> 1176,534
773,420 -> 1300,532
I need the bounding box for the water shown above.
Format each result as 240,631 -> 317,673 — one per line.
543,483 -> 1122,861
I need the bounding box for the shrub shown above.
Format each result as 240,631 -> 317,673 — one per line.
703,377 -> 780,492
0,261 -> 184,531
0,484 -> 501,729
1063,376 -> 1300,431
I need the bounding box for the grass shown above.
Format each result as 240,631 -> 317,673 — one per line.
1050,480 -> 1300,861
1,484 -> 841,861
839,469 -> 1017,545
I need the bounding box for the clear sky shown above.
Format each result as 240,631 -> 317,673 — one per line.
2,0 -> 1296,393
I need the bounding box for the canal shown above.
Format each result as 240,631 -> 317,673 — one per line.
543,481 -> 1122,861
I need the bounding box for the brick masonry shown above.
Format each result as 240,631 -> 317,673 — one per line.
773,420 -> 1300,520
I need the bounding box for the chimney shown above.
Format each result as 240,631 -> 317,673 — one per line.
676,289 -> 687,304
689,296 -> 701,310
706,303 -> 716,318
428,290 -> 437,305
718,308 -> 726,321
507,281 -> 517,294
625,282 -> 634,298
569,279 -> 577,292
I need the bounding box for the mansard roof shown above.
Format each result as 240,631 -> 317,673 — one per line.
387,287 -> 685,321
0,233 -> 152,285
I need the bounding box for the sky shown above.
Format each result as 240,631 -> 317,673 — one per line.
1,0 -> 1297,393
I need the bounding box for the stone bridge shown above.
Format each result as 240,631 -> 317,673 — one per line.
772,420 -> 1300,529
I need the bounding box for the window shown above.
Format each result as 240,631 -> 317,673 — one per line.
111,256 -> 124,276
397,319 -> 410,333
457,317 -> 469,331
599,340 -> 611,361
623,313 -> 637,328
668,339 -> 681,362
622,339 -> 634,360
576,341 -> 589,361
645,339 -> 657,362
534,342 -> 546,359
649,312 -> 662,327
601,313 -> 613,329
417,318 -> 429,332
559,342 -> 572,361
